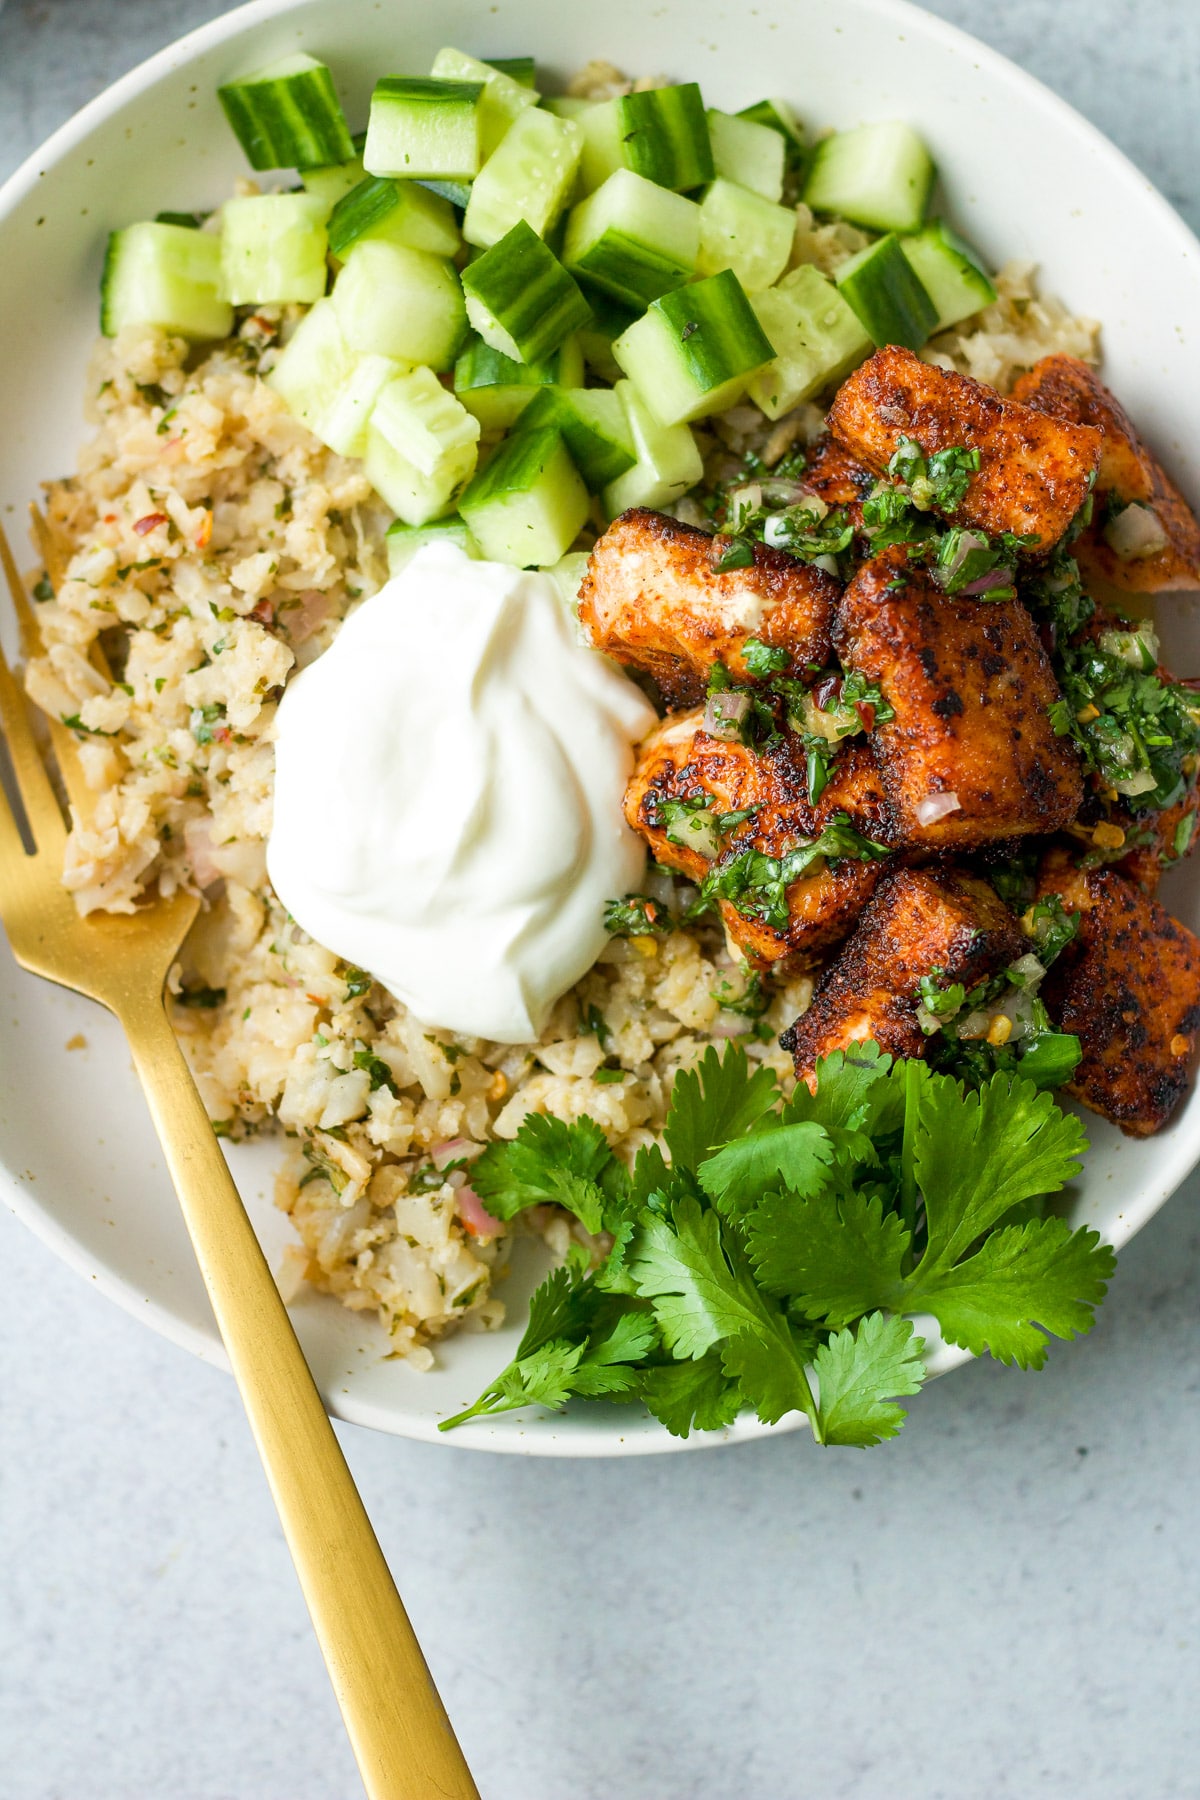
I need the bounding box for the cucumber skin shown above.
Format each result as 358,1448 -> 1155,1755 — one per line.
328,176 -> 459,259
562,171 -> 700,311
614,268 -> 777,425
218,57 -> 355,172
459,426 -> 590,567
835,233 -> 939,352
517,386 -> 636,489
899,220 -> 997,330
615,84 -> 714,192
461,220 -> 591,364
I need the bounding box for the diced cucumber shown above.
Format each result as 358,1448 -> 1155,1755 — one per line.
575,99 -> 625,193
803,120 -> 934,234
542,96 -> 595,123
562,168 -> 700,310
747,263 -> 871,417
430,47 -> 540,157
364,77 -> 484,181
705,109 -> 785,202
267,298 -> 401,456
461,219 -> 590,363
387,516 -> 482,575
302,153 -> 367,211
459,426 -> 589,566
615,84 -> 713,192
462,106 -> 582,247
900,219 -> 997,330
516,386 -> 636,490
328,176 -> 460,259
218,53 -> 355,172
613,268 -> 776,426
539,550 -> 592,637
835,233 -> 938,351
219,192 -> 329,305
453,334 -> 583,431
363,365 -> 480,525
696,178 -> 794,293
331,239 -> 467,369
485,56 -> 536,87
602,379 -> 703,515
100,222 -> 232,340
418,178 -> 473,210
737,98 -> 806,169
576,291 -> 636,383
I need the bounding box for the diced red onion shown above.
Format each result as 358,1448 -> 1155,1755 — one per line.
1113,769 -> 1159,797
431,1137 -> 477,1170
1104,503 -> 1168,560
456,1185 -> 504,1240
183,817 -> 222,890
703,690 -> 751,739
759,477 -> 812,508
814,673 -> 841,710
940,530 -> 989,584
959,566 -> 1014,596
915,790 -> 962,825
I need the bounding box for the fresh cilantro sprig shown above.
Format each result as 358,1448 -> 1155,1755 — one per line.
441,1044 -> 1112,1445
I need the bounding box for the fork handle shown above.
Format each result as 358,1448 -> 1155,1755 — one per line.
121,990 -> 480,1800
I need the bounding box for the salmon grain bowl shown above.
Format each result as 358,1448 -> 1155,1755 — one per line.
7,18 -> 1200,1449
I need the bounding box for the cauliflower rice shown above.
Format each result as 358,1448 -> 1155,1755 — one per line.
24,166 -> 1099,1364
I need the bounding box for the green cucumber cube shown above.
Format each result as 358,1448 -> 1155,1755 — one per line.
697,178 -> 795,293
603,379 -> 703,516
266,298 -> 401,457
562,168 -> 700,310
899,219 -> 997,330
803,120 -> 934,234
218,53 -> 355,173
615,84 -> 713,192
430,47 -> 540,157
463,105 -> 582,248
219,192 -> 329,305
364,365 -> 480,525
613,268 -> 776,426
484,57 -> 537,87
747,263 -> 871,417
302,154 -> 367,212
737,98 -> 806,164
364,77 -> 485,181
835,233 -> 938,351
459,426 -> 589,566
575,99 -> 625,193
461,219 -> 591,363
386,517 -> 482,575
705,109 -> 786,202
331,239 -> 467,370
100,222 -> 232,340
328,176 -> 460,259
454,334 -> 583,432
516,386 -> 636,490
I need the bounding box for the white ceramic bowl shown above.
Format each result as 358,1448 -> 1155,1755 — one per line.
2,0 -> 1199,1455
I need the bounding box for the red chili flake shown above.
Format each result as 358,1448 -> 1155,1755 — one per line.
855,700 -> 876,733
133,511 -> 169,536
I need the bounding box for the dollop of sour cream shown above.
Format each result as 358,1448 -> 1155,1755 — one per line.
267,544 -> 657,1043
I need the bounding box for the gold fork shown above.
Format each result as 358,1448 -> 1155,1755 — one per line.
0,522 -> 480,1800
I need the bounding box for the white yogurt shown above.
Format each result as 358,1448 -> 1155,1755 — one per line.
267,543 -> 657,1042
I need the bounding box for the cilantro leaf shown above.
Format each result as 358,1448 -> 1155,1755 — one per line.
813,1314 -> 926,1447
748,1186 -> 909,1323
631,1197 -> 819,1430
914,1073 -> 1088,1272
638,1351 -> 743,1437
697,1121 -> 834,1215
904,1217 -> 1115,1369
780,1040 -> 903,1154
470,1113 -> 625,1234
662,1044 -> 780,1172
